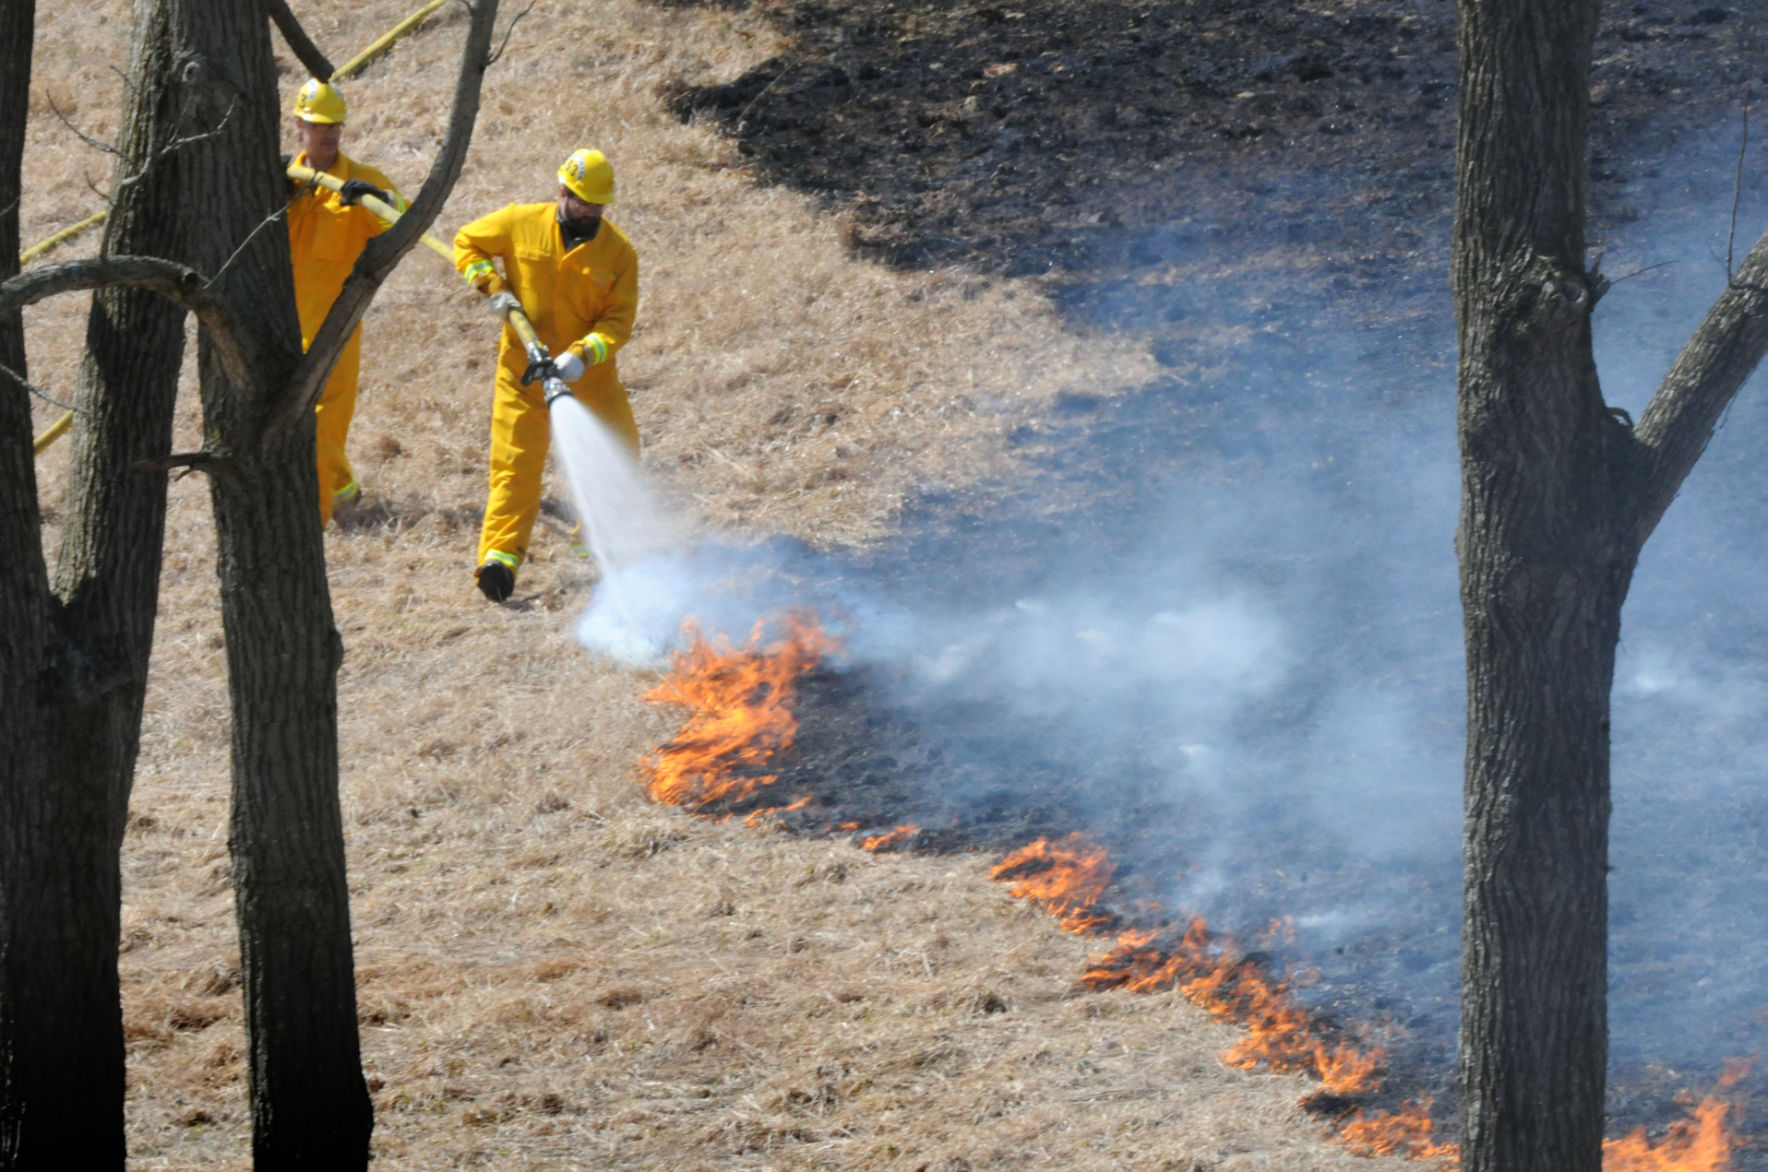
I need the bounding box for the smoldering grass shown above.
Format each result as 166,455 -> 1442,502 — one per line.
26,1 -> 1414,1169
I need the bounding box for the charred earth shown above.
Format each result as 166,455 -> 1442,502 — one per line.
659,0 -> 1768,1160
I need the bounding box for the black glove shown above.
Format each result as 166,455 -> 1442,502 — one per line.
521,356 -> 560,386
338,177 -> 389,207
281,154 -> 297,192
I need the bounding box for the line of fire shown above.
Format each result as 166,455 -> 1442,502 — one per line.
640,613 -> 1749,1172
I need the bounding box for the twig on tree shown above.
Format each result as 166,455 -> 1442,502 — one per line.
487,1 -> 532,66
46,93 -> 124,161
131,451 -> 221,476
0,361 -> 77,412
211,204 -> 292,290
735,61 -> 794,132
1728,84 -> 1752,281
1607,259 -> 1677,288
265,0 -> 336,81
113,102 -> 239,199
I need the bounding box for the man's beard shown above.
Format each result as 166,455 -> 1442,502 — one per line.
560,211 -> 601,237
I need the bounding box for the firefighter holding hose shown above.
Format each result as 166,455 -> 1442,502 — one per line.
453,148 -> 640,604
285,78 -> 406,524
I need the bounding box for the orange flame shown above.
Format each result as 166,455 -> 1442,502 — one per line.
860,824 -> 919,851
1337,1099 -> 1459,1162
642,616 -> 836,809
990,834 -> 1118,933
743,796 -> 814,828
638,619 -> 1749,1172
1601,1098 -> 1738,1172
1076,919 -> 1384,1095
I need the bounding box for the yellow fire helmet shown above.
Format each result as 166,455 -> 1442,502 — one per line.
292,79 -> 347,125
557,148 -> 616,205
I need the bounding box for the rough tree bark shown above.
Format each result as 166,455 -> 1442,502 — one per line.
1,0 -> 192,1162
169,1 -> 378,1161
0,0 -> 44,1150
1,0 -> 498,1165
1455,2 -> 1768,1169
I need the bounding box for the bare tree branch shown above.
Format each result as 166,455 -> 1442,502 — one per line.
115,102 -> 237,199
264,0 -> 336,81
279,0 -> 502,429
0,255 -> 262,388
1728,86 -> 1751,279
46,93 -> 124,161
130,450 -> 222,475
55,95 -> 239,209
212,202 -> 291,289
1630,225 -> 1768,545
0,361 -> 77,411
487,0 -> 532,66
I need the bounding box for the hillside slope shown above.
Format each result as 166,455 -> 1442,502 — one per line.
21,1 -> 1425,1169
20,0 -> 1753,1167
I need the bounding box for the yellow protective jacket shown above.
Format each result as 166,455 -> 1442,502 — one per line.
453,201 -> 637,386
453,203 -> 640,571
286,151 -> 405,344
286,151 -> 405,521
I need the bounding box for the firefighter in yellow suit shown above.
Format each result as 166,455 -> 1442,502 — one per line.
453,148 -> 640,603
285,78 -> 406,524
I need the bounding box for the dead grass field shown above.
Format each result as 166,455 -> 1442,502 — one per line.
23,1 -> 1424,1168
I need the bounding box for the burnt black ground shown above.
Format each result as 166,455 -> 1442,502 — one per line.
659,0 -> 1768,1157
667,0 -> 1760,341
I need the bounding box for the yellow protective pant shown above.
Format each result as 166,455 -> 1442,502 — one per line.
314,322 -> 363,526
477,346 -> 640,572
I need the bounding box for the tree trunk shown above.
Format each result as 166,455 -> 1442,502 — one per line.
1,0 -> 189,1162
0,2 -> 51,1163
167,0 -> 373,1163
3,0 -> 491,1160
1453,0 -> 1639,1168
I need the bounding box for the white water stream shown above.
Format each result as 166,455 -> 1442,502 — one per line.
549,395 -> 684,663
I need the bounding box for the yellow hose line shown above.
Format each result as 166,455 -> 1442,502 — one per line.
32,410 -> 73,455
332,0 -> 450,81
293,161 -> 542,379
284,163 -> 455,264
21,217 -> 108,454
505,305 -> 544,354
25,0 -> 453,460
18,210 -> 108,265
20,0 -> 450,267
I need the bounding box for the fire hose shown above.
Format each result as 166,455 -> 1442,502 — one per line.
287,163 -> 575,408
283,162 -> 452,265
25,0 -> 450,455
501,303 -> 578,409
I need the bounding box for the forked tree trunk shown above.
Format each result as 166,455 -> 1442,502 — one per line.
0,0 -> 49,1160
167,0 -> 372,1163
4,0 -> 493,1163
1454,2 -> 1622,1168
1,0 -> 189,1163
1455,1 -> 1768,1169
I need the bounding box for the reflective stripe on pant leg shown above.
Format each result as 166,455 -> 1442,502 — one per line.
477,360 -> 550,568
315,324 -> 363,524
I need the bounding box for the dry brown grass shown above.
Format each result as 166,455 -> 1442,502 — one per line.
22,1 -> 1422,1168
